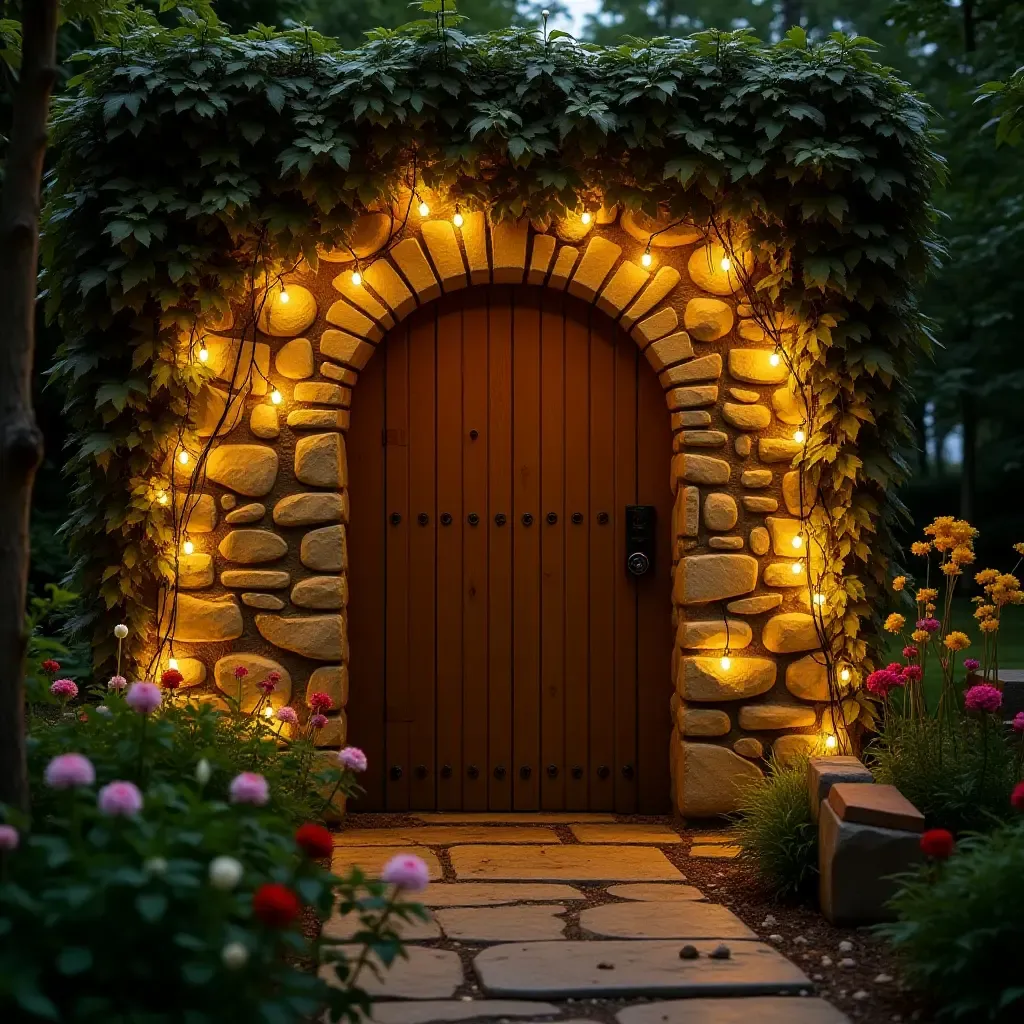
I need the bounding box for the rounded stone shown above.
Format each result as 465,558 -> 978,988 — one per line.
320,212 -> 393,262
738,704 -> 817,730
193,386 -> 246,438
734,436 -> 752,457
292,575 -> 348,610
295,433 -> 346,489
220,494 -> 237,510
159,594 -> 243,643
621,209 -> 701,247
206,445 -> 279,497
552,214 -> 594,243
671,739 -> 764,817
224,503 -> 266,525
255,614 -> 346,661
728,349 -> 789,385
687,243 -> 752,296
740,469 -> 772,489
683,298 -> 734,341
220,569 -> 291,590
250,404 -> 280,439
786,654 -> 830,701
214,653 -> 292,712
703,493 -> 738,532
177,553 -> 213,589
677,656 -> 776,701
301,525 -> 347,572
275,337 -> 315,380
672,454 -> 731,487
772,384 -> 807,426
749,527 -> 770,556
241,592 -> 286,610
676,618 -> 752,650
708,536 -> 744,550
274,492 -> 347,527
762,613 -> 820,654
677,430 -> 727,449
201,336 -> 270,396
763,562 -> 806,587
726,594 -> 783,615
729,388 -> 760,403
218,529 -> 288,564
679,708 -> 732,737
314,712 -> 348,748
307,665 -> 349,709
733,737 -> 764,759
773,734 -> 822,765
722,402 -> 771,431
743,496 -> 779,513
783,469 -> 817,517
257,284 -> 317,337
673,554 -> 758,605
738,319 -> 767,342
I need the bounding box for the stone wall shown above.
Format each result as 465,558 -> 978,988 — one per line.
164,205 -> 833,812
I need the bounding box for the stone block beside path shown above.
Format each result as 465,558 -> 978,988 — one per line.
806,756 -> 874,823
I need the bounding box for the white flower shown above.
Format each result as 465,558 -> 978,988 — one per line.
195,758 -> 212,786
221,942 -> 249,969
114,624 -> 129,639
144,857 -> 168,876
208,855 -> 243,890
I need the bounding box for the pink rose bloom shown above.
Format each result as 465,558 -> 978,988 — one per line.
125,682 -> 162,715
964,684 -> 1002,713
901,664 -> 923,683
44,753 -> 96,789
339,746 -> 368,772
50,678 -> 79,701
917,617 -> 940,634
108,675 -> 127,692
229,772 -> 269,806
380,853 -> 430,892
1012,712 -> 1024,733
98,780 -> 144,817
963,658 -> 980,672
309,714 -> 328,730
275,706 -> 298,725
902,646 -> 918,659
0,824 -> 19,851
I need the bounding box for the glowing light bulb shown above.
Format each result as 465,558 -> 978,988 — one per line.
793,429 -> 806,443
720,655 -> 731,671
279,288 -> 290,304
157,491 -> 168,506
641,250 -> 653,268
271,390 -> 283,406
813,592 -> 825,606
791,534 -> 804,549
824,734 -> 838,751
418,200 -> 430,217
581,211 -> 592,225
719,256 -> 732,272
178,450 -> 190,466
263,705 -> 275,718
840,667 -> 851,683
792,561 -> 804,575
168,657 -> 179,671
182,539 -> 194,556
769,352 -> 781,367
453,211 -> 464,228
198,345 -> 209,363
351,270 -> 362,286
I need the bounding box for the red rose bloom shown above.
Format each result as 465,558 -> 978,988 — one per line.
295,822 -> 334,860
252,883 -> 300,927
1011,782 -> 1024,812
41,659 -> 61,675
920,828 -> 955,859
161,668 -> 184,690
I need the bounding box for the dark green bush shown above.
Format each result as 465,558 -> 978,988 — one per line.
733,755 -> 818,901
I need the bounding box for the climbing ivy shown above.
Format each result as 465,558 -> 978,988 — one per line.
42,17 -> 941,678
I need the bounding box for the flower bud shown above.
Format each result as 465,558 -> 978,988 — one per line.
208,855 -> 243,891
114,624 -> 129,639
196,758 -> 212,786
221,941 -> 249,969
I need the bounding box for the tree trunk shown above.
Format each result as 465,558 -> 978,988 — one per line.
0,0 -> 59,815
959,389 -> 977,523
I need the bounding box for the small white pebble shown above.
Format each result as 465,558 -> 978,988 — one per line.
839,958 -> 856,968
875,973 -> 893,984
821,956 -> 833,967
459,996 -> 473,1002
853,990 -> 869,1001
794,935 -> 808,945
769,934 -> 784,944
799,989 -> 809,997
838,940 -> 853,953
812,974 -> 824,981
762,914 -> 777,927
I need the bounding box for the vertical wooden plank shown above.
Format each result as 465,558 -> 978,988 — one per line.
435,296 -> 464,808
344,343 -> 387,809
462,292 -> 490,809
407,308 -> 437,809
487,289 -> 514,810
636,349 -> 674,813
563,301 -> 591,811
384,323 -> 411,811
588,309 -> 616,811
512,289 -> 542,809
613,333 -> 639,813
540,291 -> 566,809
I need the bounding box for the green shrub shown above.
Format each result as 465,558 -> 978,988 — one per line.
881,818 -> 1024,1021
733,755 -> 818,901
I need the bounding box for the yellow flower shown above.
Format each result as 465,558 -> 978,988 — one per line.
884,613 -> 906,633
951,546 -> 975,565
996,573 -> 1021,591
975,569 -> 999,585
925,516 -> 955,538
925,603 -> 937,614
1011,591 -> 1024,605
910,542 -> 932,557
950,520 -> 978,545
974,604 -> 996,620
943,631 -> 970,651
916,588 -> 938,603
1014,542 -> 1024,556
911,629 -> 929,643
941,561 -> 962,576
891,575 -> 907,592
979,618 -> 1000,633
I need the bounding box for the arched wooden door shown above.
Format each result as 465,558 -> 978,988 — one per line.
346,286 -> 673,813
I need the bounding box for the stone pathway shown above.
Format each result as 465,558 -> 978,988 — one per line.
321,816 -> 849,1024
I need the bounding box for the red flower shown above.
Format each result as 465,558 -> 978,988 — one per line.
308,691 -> 333,714
234,666 -> 250,680
1011,782 -> 1024,812
295,822 -> 333,860
41,659 -> 61,675
920,828 -> 955,859
161,668 -> 184,690
252,883 -> 300,928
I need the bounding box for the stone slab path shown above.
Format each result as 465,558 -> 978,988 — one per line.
322,815 -> 850,1024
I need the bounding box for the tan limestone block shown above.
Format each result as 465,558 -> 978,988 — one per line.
596,261 -> 648,317
676,430 -> 727,448
218,529 -> 288,564
596,204 -> 619,225
257,284 -> 317,337
742,496 -> 779,513
292,575 -> 348,610
256,613 -> 346,661
741,469 -> 772,488
687,243 -> 752,296
667,386 -> 718,410
646,332 -> 694,373
729,387 -> 760,403
314,712 -> 347,748
275,337 -> 314,380
307,665 -> 349,709
159,593 -> 243,644
620,210 -> 700,246
220,569 -> 290,589
242,593 -> 285,610
207,445 -> 279,497
683,297 -> 733,342
631,306 -> 678,348
274,492 -> 347,527
460,211 -> 489,284
293,382 -> 351,406
676,618 -> 753,650
621,267 -> 681,329
319,212 -> 392,261
786,654 -> 830,701
326,299 -> 383,342
193,385 -> 247,438
224,503 -> 266,525
758,438 -> 802,464
176,493 -> 217,533
739,704 -> 817,730
671,738 -> 764,817
177,553 -> 214,589
330,274 -> 395,329
174,658 -> 207,688
679,708 -> 731,737
763,562 -> 806,587
733,737 -> 764,759
363,259 -> 416,320
552,212 -> 594,244
738,319 -> 767,341
673,485 -> 699,538
214,653 -> 292,712
749,526 -> 770,555
671,453 -> 731,487
527,233 -> 557,285
766,516 -> 804,556
301,524 -> 347,573
568,236 -> 622,301
676,656 -> 776,701
783,469 -> 817,516
772,384 -> 807,425
658,353 -> 722,388
421,220 -> 469,291
673,554 -> 757,605
295,433 -> 346,489
728,349 -> 789,385
320,330 -> 375,371
709,536 -> 744,549
547,245 -> 579,289
703,492 -> 738,531
250,404 -> 280,439
319,363 -> 357,385
491,219 -> 530,283
773,734 -> 822,765
391,237 -> 441,301
763,612 -> 819,653
722,402 -> 771,431
672,411 -> 712,429
735,435 -> 752,457
288,410 -> 350,431
726,593 -> 783,615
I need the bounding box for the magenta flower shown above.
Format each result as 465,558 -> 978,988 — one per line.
963,658 -> 980,672
309,714 -> 328,730
44,753 -> 96,789
380,853 -> 430,892
902,646 -> 919,660
108,675 -> 127,692
964,684 -> 1003,714
0,825 -> 19,851
229,772 -> 269,806
257,672 -> 279,695
234,665 -> 249,680
916,617 -> 940,634
125,682 -> 162,715
1013,712 -> 1024,733
50,678 -> 79,701
339,746 -> 368,773
901,664 -> 923,683
866,668 -> 903,697
98,780 -> 144,817
275,706 -> 298,725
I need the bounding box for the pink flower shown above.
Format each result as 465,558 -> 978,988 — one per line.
44,753 -> 96,789
866,668 -> 903,697
901,664 -> 923,683
308,691 -> 333,714
1012,712 -> 1024,733
275,706 -> 298,725
916,617 -> 940,634
964,684 -> 1003,714
963,658 -> 980,672
309,714 -> 328,730
108,675 -> 127,692
380,853 -> 430,892
229,772 -> 269,806
50,678 -> 78,701
125,681 -> 163,714
902,646 -> 919,660
0,825 -> 19,851
98,780 -> 144,817
257,672 -> 280,696
339,746 -> 368,772
234,665 -> 249,680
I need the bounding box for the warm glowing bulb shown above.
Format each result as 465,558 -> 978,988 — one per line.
769,352 -> 781,367
278,288 -> 290,304
813,592 -> 825,606
641,250 -> 653,268
157,491 -> 168,506
720,656 -> 731,670
418,200 -> 430,217
453,211 -> 464,228
351,270 -> 362,286
824,734 -> 838,751
791,534 -> 804,549
793,429 -> 806,443
271,390 -> 283,406
263,705 -> 275,718
168,657 -> 179,671
182,540 -> 194,555
840,667 -> 851,683
178,450 -> 190,466
719,256 -> 732,272
198,345 -> 209,363
581,211 -> 592,225
792,561 -> 804,575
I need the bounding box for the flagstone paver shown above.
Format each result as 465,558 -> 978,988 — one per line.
605,883 -> 703,902
689,844 -> 741,859
331,846 -> 443,880
473,939 -> 811,998
689,832 -> 737,844
323,908 -> 441,941
450,845 -> 682,882
335,826 -> 559,846
322,947 -> 462,999
418,883 -> 583,907
436,905 -> 567,942
369,1001 -> 562,1024
579,902 -> 756,940
617,997 -> 850,1023
412,812 -> 616,824
570,824 -> 682,844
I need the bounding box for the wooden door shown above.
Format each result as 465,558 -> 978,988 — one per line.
347,286 -> 673,812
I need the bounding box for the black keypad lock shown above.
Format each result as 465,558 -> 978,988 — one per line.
625,504 -> 655,577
